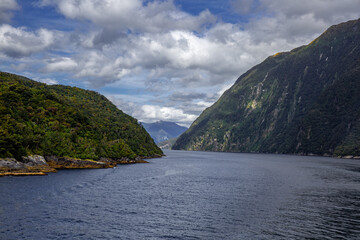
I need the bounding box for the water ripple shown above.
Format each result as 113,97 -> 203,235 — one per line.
1,151 -> 360,239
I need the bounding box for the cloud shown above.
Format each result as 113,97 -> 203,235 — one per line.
263,0 -> 360,22
141,104 -> 197,124
0,24 -> 54,58
169,92 -> 207,102
232,0 -> 360,43
0,0 -> 19,23
230,0 -> 263,15
92,28 -> 126,48
44,57 -> 78,72
2,0 -> 360,126
35,0 -> 360,91
217,83 -> 233,96
40,0 -> 216,33
37,78 -> 58,85
60,24 -> 289,89
107,95 -> 197,126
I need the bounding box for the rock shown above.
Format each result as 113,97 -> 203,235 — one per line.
135,159 -> 149,163
45,156 -> 109,169
117,157 -> 135,164
141,154 -> 164,159
114,157 -> 149,164
0,157 -> 55,176
1,153 -> 159,177
98,157 -> 117,167
0,158 -> 26,171
21,155 -> 57,173
1,172 -> 47,176
21,155 -> 47,165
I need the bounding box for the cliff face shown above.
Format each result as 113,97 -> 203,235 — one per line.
173,19 -> 360,157
0,72 -> 163,161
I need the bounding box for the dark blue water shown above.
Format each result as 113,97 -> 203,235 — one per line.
1,150 -> 360,239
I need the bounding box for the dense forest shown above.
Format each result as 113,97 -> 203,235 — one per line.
0,72 -> 162,160
173,19 -> 360,157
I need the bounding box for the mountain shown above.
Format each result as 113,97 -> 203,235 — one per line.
141,121 -> 187,143
158,137 -> 178,149
0,72 -> 163,160
173,19 -> 360,158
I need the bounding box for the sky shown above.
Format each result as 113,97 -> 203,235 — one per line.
1,0 -> 360,127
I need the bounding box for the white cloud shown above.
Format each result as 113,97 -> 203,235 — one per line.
108,95 -> 197,126
35,0 -> 360,91
40,0 -> 215,33
195,100 -> 213,108
0,24 -> 54,57
37,78 -> 58,85
61,25 -> 292,89
3,0 -> 360,126
44,57 -> 78,72
141,105 -> 197,123
217,83 -> 233,96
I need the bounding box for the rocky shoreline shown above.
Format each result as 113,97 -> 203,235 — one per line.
0,154 -> 162,177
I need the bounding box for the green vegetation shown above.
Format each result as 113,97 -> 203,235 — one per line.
0,72 -> 162,159
173,19 -> 360,157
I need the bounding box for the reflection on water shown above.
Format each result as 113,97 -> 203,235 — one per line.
1,150 -> 360,239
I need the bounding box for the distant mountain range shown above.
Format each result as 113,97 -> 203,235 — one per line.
142,121 -> 187,144
173,19 -> 360,158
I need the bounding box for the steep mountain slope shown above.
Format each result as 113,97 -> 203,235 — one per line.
173,19 -> 360,157
0,72 -> 162,160
142,121 -> 187,143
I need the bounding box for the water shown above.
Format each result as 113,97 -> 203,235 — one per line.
1,150 -> 360,239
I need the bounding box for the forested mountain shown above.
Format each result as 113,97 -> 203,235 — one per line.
173,19 -> 360,157
0,72 -> 162,160
142,121 -> 187,143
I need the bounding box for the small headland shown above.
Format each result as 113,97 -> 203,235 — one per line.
0,154 -> 163,177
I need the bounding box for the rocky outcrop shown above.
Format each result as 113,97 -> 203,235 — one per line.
0,156 -> 56,176
44,156 -> 151,169
45,156 -> 110,169
0,154 -> 160,177
0,158 -> 29,175
21,155 -> 57,173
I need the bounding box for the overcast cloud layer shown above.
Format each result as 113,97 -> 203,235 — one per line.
1,0 -> 360,126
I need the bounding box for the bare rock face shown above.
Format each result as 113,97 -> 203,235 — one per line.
21,155 -> 47,165
0,158 -> 25,170
98,157 -> 118,167
21,155 -> 57,173
0,157 -> 55,176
